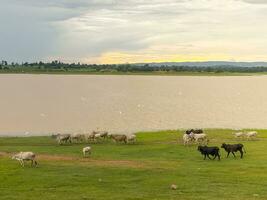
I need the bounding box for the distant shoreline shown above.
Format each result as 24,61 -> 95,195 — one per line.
0,128 -> 263,137
1,70 -> 267,76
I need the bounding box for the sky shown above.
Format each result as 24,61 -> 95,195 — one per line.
1,0 -> 267,64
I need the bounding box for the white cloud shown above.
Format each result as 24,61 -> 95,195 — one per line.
1,0 -> 267,63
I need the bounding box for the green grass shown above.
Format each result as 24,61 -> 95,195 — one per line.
0,129 -> 266,200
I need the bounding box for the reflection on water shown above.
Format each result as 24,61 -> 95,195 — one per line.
0,74 -> 267,136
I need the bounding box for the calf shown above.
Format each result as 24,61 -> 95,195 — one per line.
197,146 -> 220,160
82,146 -> 91,157
221,143 -> 245,158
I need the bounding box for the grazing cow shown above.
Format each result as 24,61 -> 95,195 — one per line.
126,134 -> 136,143
246,131 -> 257,140
197,146 -> 220,160
70,133 -> 84,143
82,146 -> 91,157
87,131 -> 108,141
56,134 -> 71,144
189,133 -> 208,144
233,132 -> 246,138
86,132 -> 97,141
12,152 -> 37,167
110,134 -> 127,143
94,131 -> 109,141
221,143 -> 245,158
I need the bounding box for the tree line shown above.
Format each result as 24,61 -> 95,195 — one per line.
1,60 -> 267,73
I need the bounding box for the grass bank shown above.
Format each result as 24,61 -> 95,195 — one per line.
0,129 -> 266,200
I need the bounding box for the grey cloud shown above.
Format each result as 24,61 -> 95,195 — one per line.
1,0 -> 267,63
241,0 -> 267,4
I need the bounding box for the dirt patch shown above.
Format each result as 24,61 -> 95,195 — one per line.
0,152 -> 9,157
0,151 -> 149,169
39,154 -> 147,168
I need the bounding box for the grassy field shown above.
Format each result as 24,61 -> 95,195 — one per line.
0,129 -> 266,200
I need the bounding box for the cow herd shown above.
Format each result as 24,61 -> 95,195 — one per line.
11,129 -> 258,167
51,131 -> 136,145
183,129 -> 255,161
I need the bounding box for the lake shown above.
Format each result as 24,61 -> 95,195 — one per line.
0,74 -> 266,136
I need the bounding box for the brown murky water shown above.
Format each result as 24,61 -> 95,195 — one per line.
0,74 -> 267,136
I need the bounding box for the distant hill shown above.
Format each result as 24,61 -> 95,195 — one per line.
134,61 -> 267,67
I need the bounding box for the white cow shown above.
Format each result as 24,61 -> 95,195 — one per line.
82,146 -> 91,157
56,134 -> 71,144
189,133 -> 208,144
94,133 -> 102,142
84,132 -> 96,141
12,152 -> 37,167
246,131 -> 257,140
126,134 -> 136,143
233,132 -> 246,138
70,133 -> 84,143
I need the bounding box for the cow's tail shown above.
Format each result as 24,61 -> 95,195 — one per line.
243,146 -> 246,153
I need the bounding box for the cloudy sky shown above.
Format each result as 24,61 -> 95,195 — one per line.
1,0 -> 267,64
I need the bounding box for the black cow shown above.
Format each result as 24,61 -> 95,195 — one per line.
221,143 -> 245,158
185,129 -> 204,135
194,129 -> 204,134
197,145 -> 220,160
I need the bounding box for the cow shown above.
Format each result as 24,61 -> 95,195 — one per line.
110,134 -> 127,144
12,152 -> 38,167
82,146 -> 91,157
55,134 -> 71,145
70,133 -> 84,143
185,129 -> 204,135
233,132 -> 246,138
221,143 -> 246,158
189,132 -> 208,144
126,134 -> 136,143
197,146 -> 220,160
246,131 -> 257,140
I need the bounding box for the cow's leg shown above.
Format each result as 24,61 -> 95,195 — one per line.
20,160 -> 24,167
204,154 -> 207,160
240,150 -> 243,158
227,152 -> 230,158
217,153 -> 221,161
232,152 -> 236,158
207,155 -> 212,160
